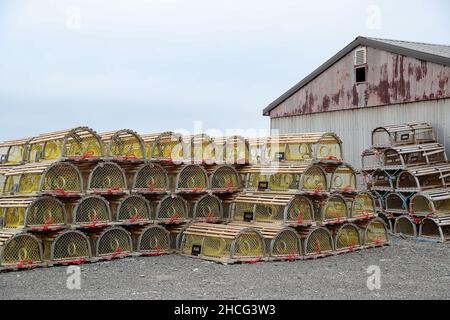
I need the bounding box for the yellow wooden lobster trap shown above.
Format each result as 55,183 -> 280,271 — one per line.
349,191 -> 377,221
71,195 -> 112,229
419,217 -> 450,242
170,164 -> 209,194
180,223 -> 266,264
155,194 -> 190,225
355,217 -> 390,248
142,131 -> 186,164
298,227 -> 334,258
371,122 -> 435,148
207,165 -> 241,194
316,194 -> 350,225
410,189 -> 450,218
213,136 -> 250,165
167,223 -> 191,251
0,196 -> 66,232
89,226 -> 133,261
0,137 -> 32,166
330,163 -> 357,193
396,164 -> 450,193
100,129 -> 146,162
394,216 -> 417,238
132,225 -> 171,256
0,232 -> 44,271
113,194 -> 152,225
2,161 -> 83,197
87,161 -> 128,195
230,192 -> 315,227
44,229 -> 92,266
185,134 -> 218,164
328,223 -> 363,253
131,163 -> 170,195
370,169 -> 395,191
28,127 -> 103,162
191,194 -> 224,223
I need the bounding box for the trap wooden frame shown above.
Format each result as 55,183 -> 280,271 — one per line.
394,215 -> 418,238
299,226 -> 335,259
213,136 -> 250,165
371,122 -> 435,148
100,129 -> 146,162
356,217 -> 390,248
382,143 -> 447,170
207,164 -> 242,194
0,137 -> 33,166
89,226 -> 133,260
418,217 -> 450,242
71,194 -> 112,229
410,189 -> 450,218
328,223 -> 363,253
396,164 -> 450,193
154,194 -> 190,225
361,148 -> 383,172
130,163 -> 170,195
142,131 -> 186,164
45,229 -> 92,265
86,161 -> 128,195
184,134 -> 219,165
0,231 -> 44,271
384,192 -> 411,215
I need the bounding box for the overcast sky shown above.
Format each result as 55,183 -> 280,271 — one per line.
0,0 -> 449,140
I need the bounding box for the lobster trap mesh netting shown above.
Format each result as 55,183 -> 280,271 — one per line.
1,234 -> 42,266
26,197 -> 66,227
285,143 -> 313,162
117,195 -> 151,222
301,166 -> 327,191
335,224 -> 361,251
176,165 -> 208,191
96,228 -> 132,256
231,230 -> 265,259
202,237 -> 232,258
157,196 -> 188,221
254,204 -> 284,223
210,166 -> 240,192
304,228 -> 334,255
89,163 -> 126,191
108,134 -> 144,159
322,196 -> 348,222
247,172 -> 299,192
270,229 -> 301,257
394,216 -> 416,236
285,196 -> 314,224
74,196 -> 111,225
133,164 -> 168,192
331,166 -> 357,191
51,231 -> 91,261
19,174 -> 41,194
42,163 -> 82,193
193,195 -> 222,221
351,193 -> 376,218
3,207 -> 26,229
138,226 -> 171,253
364,219 -> 389,245
233,202 -> 255,221
150,133 -> 185,162
65,134 -> 102,158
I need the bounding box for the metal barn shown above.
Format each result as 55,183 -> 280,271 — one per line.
263,37 -> 450,168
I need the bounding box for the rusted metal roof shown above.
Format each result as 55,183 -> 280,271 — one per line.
263,36 -> 450,116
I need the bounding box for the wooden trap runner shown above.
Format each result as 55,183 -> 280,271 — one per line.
142,131 -> 186,164
207,165 -> 241,194
371,122 -> 435,149
109,194 -> 153,226
393,215 -> 418,238
87,226 -> 133,261
0,137 -> 32,166
230,192 -> 315,227
0,231 -> 45,272
2,161 -> 84,198
298,226 -> 335,259
0,196 -> 67,232
131,224 -> 172,256
179,223 -> 266,264
87,161 -> 128,196
418,217 -> 450,242
27,127 -> 104,162
100,129 -> 146,163
213,136 -> 250,165
328,223 -> 363,254
130,163 -> 170,196
356,217 -> 390,248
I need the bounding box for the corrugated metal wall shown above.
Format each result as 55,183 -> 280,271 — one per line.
271,99 -> 450,169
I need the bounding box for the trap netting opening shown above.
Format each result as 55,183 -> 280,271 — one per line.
116,195 -> 152,223
88,162 -> 127,192
50,230 -> 91,262
334,223 -> 362,251
73,195 -> 112,226
192,194 -> 223,222
156,195 -> 189,222
394,216 -> 417,237
95,227 -> 132,257
351,192 -> 376,219
101,129 -> 145,160
175,165 -> 209,192
210,165 -> 240,192
136,225 -> 171,254
0,234 -> 43,267
411,191 -> 450,217
304,227 -> 334,256
132,163 -> 169,193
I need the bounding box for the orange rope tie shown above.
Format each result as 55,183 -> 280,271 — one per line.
109,247 -> 124,260
145,244 -> 162,257
315,239 -> 322,255
130,213 -> 143,224
297,212 -> 304,225
206,211 -> 214,222
17,259 -> 34,269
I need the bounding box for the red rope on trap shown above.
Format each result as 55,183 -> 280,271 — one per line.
169,214 -> 178,224
55,188 -> 68,196
315,239 -> 322,254
206,212 -> 214,222
287,251 -> 296,262
87,216 -> 99,228
349,240 -> 357,252
297,212 -> 304,225
242,256 -> 262,264
80,151 -> 94,160
144,244 -> 162,256
17,259 -> 33,269
64,258 -> 86,265
374,237 -> 382,246
362,210 -> 371,220
108,248 -> 124,260
130,213 -> 143,223
327,156 -> 338,161
107,187 -> 122,194
343,186 -> 352,193
42,216 -> 55,231
311,187 -> 322,195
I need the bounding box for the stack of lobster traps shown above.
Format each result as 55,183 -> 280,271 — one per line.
361,122 -> 450,243
179,132 -> 390,264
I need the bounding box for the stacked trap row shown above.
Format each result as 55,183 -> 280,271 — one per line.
361,122 -> 450,242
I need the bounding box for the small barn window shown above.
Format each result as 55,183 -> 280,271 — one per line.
355,66 -> 367,83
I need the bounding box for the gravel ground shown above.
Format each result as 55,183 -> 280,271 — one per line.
1,237 -> 449,300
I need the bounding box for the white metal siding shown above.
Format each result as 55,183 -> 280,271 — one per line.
271,99 -> 450,169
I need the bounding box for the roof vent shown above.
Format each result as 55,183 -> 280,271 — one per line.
355,47 -> 367,66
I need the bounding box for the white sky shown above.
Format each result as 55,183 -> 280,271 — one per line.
0,0 -> 449,139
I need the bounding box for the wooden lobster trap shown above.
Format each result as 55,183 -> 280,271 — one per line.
180,223 -> 266,264
130,163 -> 170,195
328,223 -> 363,254
70,195 -> 112,229
355,217 -> 390,248
213,136 -> 250,165
112,194 -> 153,226
100,129 -> 146,162
131,224 -> 172,256
0,166 -> 10,194
371,122 -> 435,148
361,148 -> 383,172
0,196 -> 66,232
247,137 -> 267,164
410,189 -> 450,218
316,194 -> 350,225
2,161 -> 83,197
349,191 -> 377,221
329,163 -> 357,194
0,137 -> 32,166
298,227 -> 335,259
230,192 -> 315,227
87,161 -> 128,196
184,134 -> 218,165
419,217 -> 450,242
382,143 -> 447,170
167,223 -> 191,251
228,222 -> 302,261
170,164 -> 209,194
155,194 -> 190,225
88,226 -> 133,261
396,164 -> 450,192
369,169 -> 396,191
394,216 -> 417,238
191,194 -> 224,223
0,232 -> 44,271
43,229 -> 92,266
28,127 -> 103,162
384,192 -> 411,216
142,132 -> 186,164
208,165 -> 241,194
